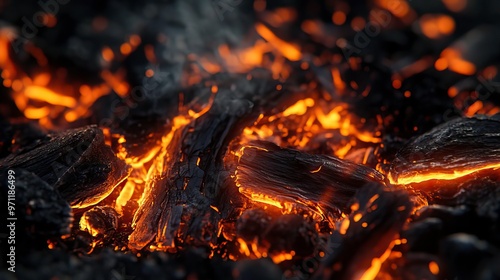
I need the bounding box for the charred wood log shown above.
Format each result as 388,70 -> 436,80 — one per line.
0,125 -> 129,208
313,184 -> 412,280
232,140 -> 386,218
388,117 -> 500,190
128,73 -> 292,250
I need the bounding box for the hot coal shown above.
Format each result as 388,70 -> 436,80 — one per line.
128,73 -> 290,250
79,206 -> 119,239
0,0 -> 500,279
233,140 -> 386,217
389,116 -> 500,189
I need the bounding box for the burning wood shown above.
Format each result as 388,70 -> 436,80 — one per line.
388,117 -> 500,189
0,125 -> 129,208
128,74 -> 288,250
1,0 -> 500,279
232,140 -> 386,218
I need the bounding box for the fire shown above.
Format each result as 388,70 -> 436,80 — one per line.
1,2 -> 499,279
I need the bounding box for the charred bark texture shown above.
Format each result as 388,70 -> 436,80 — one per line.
233,140 -> 386,217
389,116 -> 500,188
129,73 -> 291,250
0,125 -> 129,208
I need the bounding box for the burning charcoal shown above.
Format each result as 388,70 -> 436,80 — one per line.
233,141 -> 386,217
0,125 -> 129,208
439,233 -> 499,280
236,209 -> 272,242
0,169 -> 72,238
314,184 -> 412,280
79,206 -> 119,238
388,117 -> 500,191
129,73 -> 287,250
262,214 -> 318,258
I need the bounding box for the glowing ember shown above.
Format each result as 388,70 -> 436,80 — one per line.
388,163 -> 500,185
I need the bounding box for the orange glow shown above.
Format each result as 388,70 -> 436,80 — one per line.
448,58 -> 476,75
129,35 -> 141,47
254,0 -> 266,12
255,23 -> 301,61
442,0 -> 467,12
101,70 -> 129,96
358,240 -> 396,280
465,100 -> 483,117
420,14 -> 455,39
24,106 -> 50,119
332,11 -> 346,25
389,163 -> 500,185
42,13 -> 57,28
438,47 -> 476,75
144,45 -> 156,63
448,86 -> 458,97
145,69 -> 154,77
115,181 -> 135,214
120,43 -> 132,55
339,219 -> 350,235
241,190 -> 283,209
283,98 -> 315,116
353,213 -> 362,222
271,251 -> 295,264
332,68 -> 346,92
392,79 -> 402,89
429,261 -> 440,275
102,47 -> 114,62
435,58 -> 448,71
24,86 -> 77,107
264,8 -> 297,27
375,0 -> 414,22
351,17 -> 366,30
